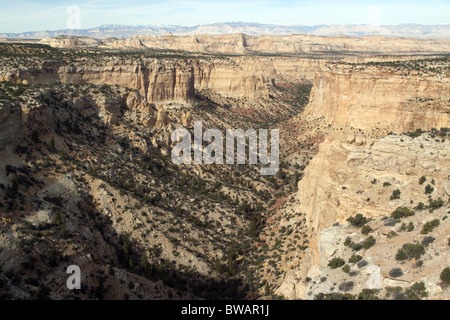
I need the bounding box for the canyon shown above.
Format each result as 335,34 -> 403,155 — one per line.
0,34 -> 449,300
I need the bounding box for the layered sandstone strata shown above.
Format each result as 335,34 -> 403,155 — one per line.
275,133 -> 450,299
305,65 -> 450,132
106,34 -> 450,55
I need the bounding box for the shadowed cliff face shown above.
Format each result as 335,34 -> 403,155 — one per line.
0,81 -> 260,299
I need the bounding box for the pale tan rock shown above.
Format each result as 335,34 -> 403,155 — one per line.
305,67 -> 450,132
107,34 -> 450,55
275,134 -> 449,299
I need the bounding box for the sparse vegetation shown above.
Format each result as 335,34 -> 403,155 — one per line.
348,255 -> 363,264
419,176 -> 426,185
440,267 -> 450,285
347,214 -> 369,228
328,257 -> 345,269
0,42 -> 449,301
390,189 -> 401,200
421,219 -> 440,234
396,243 -> 425,260
357,289 -> 379,300
404,282 -> 428,300
342,264 -> 351,274
390,207 -> 415,219
424,184 -> 434,194
362,236 -> 376,249
427,198 -> 444,212
361,225 -> 372,235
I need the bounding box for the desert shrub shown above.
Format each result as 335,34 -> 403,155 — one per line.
390,189 -> 401,200
389,268 -> 403,278
361,225 -> 372,235
349,255 -> 363,264
395,249 -> 408,260
404,282 -> 428,300
396,243 -> 425,260
428,198 -> 444,212
387,231 -> 398,238
385,286 -> 404,300
414,202 -> 426,210
314,293 -> 355,300
342,264 -> 351,274
440,267 -> 450,285
419,176 -> 426,185
347,213 -> 369,227
343,237 -> 352,247
424,184 -> 434,194
338,281 -> 354,292
405,128 -> 424,138
328,257 -> 345,269
383,182 -> 391,187
421,236 -> 435,247
350,243 -> 362,251
421,219 -> 440,234
362,236 -> 376,249
357,289 -> 379,300
390,207 -> 415,219
404,243 -> 426,259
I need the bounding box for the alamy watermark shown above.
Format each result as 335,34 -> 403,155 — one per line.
367,5 -> 381,32
67,5 -> 81,30
366,264 -> 382,289
171,121 -> 279,175
66,265 -> 81,289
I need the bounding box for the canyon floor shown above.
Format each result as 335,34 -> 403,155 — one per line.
0,35 -> 449,300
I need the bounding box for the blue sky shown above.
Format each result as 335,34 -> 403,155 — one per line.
1,0 -> 449,33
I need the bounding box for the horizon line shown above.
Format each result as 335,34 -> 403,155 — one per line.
2,21 -> 450,35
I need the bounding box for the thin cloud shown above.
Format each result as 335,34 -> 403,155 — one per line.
0,0 -> 449,33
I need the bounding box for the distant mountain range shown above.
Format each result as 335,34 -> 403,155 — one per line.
2,22 -> 450,39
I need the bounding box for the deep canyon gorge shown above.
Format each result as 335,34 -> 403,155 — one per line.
0,34 -> 449,300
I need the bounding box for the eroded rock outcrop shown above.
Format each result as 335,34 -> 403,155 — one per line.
108,34 -> 450,55
276,134 -> 450,299
305,65 -> 450,132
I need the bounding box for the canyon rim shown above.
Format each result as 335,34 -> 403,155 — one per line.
0,2 -> 449,303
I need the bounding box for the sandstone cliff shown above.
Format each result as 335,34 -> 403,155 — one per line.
274,133 -> 450,299
0,48 -> 320,106
107,34 -> 450,55
305,63 -> 450,132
